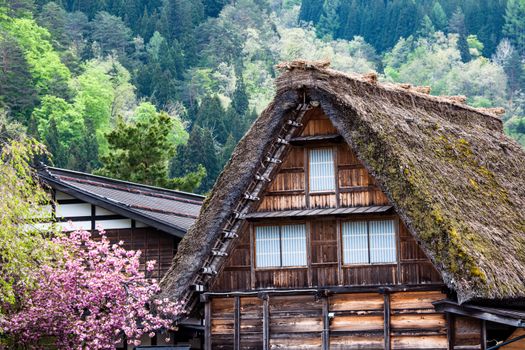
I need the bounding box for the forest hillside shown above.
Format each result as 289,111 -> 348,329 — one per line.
1,0 -> 524,193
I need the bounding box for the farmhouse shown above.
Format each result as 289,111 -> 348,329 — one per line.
160,61 -> 525,349
38,166 -> 205,349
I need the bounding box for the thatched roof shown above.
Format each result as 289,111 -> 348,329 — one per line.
160,61 -> 525,308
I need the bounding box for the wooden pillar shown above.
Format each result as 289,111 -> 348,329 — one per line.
205,300 -> 211,350
336,219 -> 343,285
384,293 -> 391,350
446,313 -> 455,350
262,294 -> 270,350
481,320 -> 487,350
234,296 -> 241,350
322,295 -> 330,350
306,222 -> 313,287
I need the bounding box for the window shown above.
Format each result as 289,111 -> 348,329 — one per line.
342,219 -> 396,264
309,148 -> 335,192
255,224 -> 307,268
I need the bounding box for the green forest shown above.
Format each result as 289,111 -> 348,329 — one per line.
1,0 -> 524,194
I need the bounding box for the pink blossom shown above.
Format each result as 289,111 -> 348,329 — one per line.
1,230 -> 182,349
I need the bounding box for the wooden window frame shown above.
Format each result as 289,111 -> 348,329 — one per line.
307,146 -> 337,195
253,222 -> 308,270
340,217 -> 399,267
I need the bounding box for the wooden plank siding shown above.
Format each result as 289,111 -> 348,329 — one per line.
207,290 -> 449,350
103,228 -> 178,280
211,218 -> 441,292
257,112 -> 388,213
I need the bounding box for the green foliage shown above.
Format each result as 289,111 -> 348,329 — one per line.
0,138 -> 58,308
91,11 -> 132,57
0,32 -> 38,122
503,0 -> 525,55
32,95 -> 84,167
97,110 -> 202,192
4,17 -> 71,98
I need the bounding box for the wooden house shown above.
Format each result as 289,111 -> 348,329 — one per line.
160,61 -> 525,350
38,166 -> 205,349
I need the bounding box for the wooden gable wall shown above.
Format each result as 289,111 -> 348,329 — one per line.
210,109 -> 441,293
258,110 -> 389,212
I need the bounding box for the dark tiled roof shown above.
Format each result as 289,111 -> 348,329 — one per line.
38,166 -> 204,237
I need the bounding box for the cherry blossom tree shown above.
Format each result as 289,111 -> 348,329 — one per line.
1,229 -> 182,349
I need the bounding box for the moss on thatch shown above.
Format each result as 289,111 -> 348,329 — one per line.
160,61 -> 525,308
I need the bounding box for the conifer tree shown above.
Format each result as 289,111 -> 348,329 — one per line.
0,33 -> 37,123
503,0 -> 525,55
449,8 -> 471,62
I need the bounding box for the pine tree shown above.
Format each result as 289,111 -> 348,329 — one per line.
221,133 -> 236,167
232,78 -> 249,116
0,33 -> 38,123
316,0 -> 341,40
503,0 -> 525,55
430,2 -> 448,31
418,15 -> 435,38
96,113 -> 175,187
195,95 -> 227,144
449,8 -> 471,62
45,118 -> 67,167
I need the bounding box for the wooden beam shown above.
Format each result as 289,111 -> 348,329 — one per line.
234,296 -> 240,350
250,225 -> 256,290
306,221 -> 313,287
446,313 -> 455,350
205,284 -> 445,298
336,218 -> 343,285
205,301 -> 211,350
481,319 -> 487,350
322,295 -> 330,350
262,294 -> 270,350
384,293 -> 391,350
333,145 -> 340,208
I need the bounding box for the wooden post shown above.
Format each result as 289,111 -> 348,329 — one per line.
322,294 -> 330,350
306,222 -> 313,287
336,219 -> 343,286
481,319 -> 487,350
333,145 -> 340,208
384,293 -> 391,350
234,296 -> 240,350
91,204 -> 96,232
304,147 -> 310,208
446,313 -> 455,350
205,300 -> 212,350
249,225 -> 256,289
262,294 -> 270,350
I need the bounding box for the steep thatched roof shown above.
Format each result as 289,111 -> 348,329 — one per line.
160,61 -> 525,308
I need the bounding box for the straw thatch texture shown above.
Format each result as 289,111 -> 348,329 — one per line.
160,61 -> 525,308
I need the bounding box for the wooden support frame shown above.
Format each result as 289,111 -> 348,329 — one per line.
481,319 -> 487,350
306,221 -> 313,287
384,292 -> 391,350
204,301 -> 211,350
446,313 -> 455,350
234,296 -> 241,350
322,295 -> 330,350
336,218 -> 343,285
262,294 -> 270,350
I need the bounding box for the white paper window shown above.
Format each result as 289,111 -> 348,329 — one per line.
309,148 -> 335,192
369,220 -> 396,263
255,226 -> 280,268
342,220 -> 396,264
255,224 -> 306,268
281,224 -> 307,266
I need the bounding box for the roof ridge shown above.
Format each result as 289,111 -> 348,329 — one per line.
276,59 -> 505,123
55,175 -> 203,206
43,166 -> 205,201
